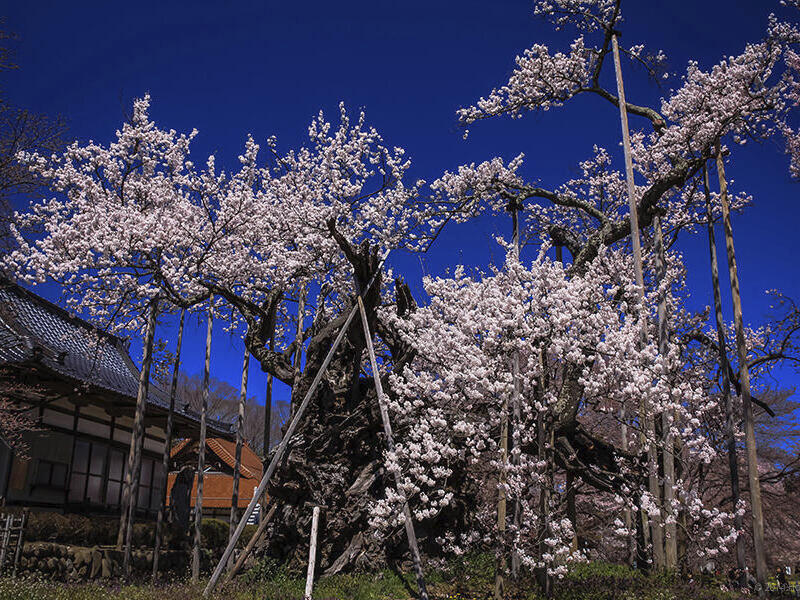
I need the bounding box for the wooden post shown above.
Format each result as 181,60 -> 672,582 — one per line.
509,200 -> 522,581
715,142 -> 767,588
192,305 -> 214,583
121,300 -> 159,577
304,504 -> 322,600
654,216 -> 677,569
221,503 -> 277,586
495,198 -> 518,596
357,296 -> 429,600
702,163 -> 746,579
0,514 -> 10,572
537,350 -> 552,597
203,251 -> 389,597
557,246 -> 579,555
611,33 -> 664,569
152,308 -> 186,582
12,510 -> 27,577
230,348 -> 250,538
263,336 -> 274,461
292,288 -> 306,415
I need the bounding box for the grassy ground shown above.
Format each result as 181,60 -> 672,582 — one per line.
0,558 -> 744,600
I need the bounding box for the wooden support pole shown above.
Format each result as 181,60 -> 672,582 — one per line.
192,306 -> 214,583
702,164 -> 746,579
0,514 -> 10,573
357,296 -> 429,600
121,300 -> 159,577
152,308 -> 185,582
654,216 -> 677,569
537,350 -> 552,597
611,33 -> 664,570
221,502 -> 277,586
304,505 -> 322,600
291,288 -> 306,416
715,142 -> 767,589
510,200 -> 522,581
230,348 -> 250,538
203,251 -> 389,597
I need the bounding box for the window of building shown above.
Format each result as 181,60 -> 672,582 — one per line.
68,438 -> 164,512
34,460 -> 68,489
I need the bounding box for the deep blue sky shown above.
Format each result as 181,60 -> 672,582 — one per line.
4,1 -> 799,415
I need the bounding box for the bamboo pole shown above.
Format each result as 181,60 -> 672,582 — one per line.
611,33 -> 665,569
152,308 -> 186,582
203,251 -> 389,597
702,164 -> 746,580
654,216 -> 677,569
714,142 -> 767,588
304,505 -> 321,600
121,300 -> 159,577
221,503 -> 277,586
192,306 -> 214,583
230,348 -> 250,538
357,296 -> 429,600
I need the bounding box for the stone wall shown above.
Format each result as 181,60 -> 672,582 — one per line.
15,542 -> 205,581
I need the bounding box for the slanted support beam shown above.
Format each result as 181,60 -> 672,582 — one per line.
357,296 -> 429,600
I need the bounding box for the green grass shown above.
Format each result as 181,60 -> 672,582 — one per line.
0,558 -> 745,600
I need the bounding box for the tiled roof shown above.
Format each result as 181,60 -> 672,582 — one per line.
166,471 -> 262,509
207,438 -> 263,479
171,438 -> 263,480
0,282 -> 233,437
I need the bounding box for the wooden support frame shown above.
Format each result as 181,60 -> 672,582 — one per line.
357,296 -> 429,600
220,503 -> 278,586
152,308 -> 186,582
203,251 -> 389,597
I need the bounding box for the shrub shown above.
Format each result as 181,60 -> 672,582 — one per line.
200,519 -> 229,553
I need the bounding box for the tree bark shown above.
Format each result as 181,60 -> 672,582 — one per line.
192,306 -> 213,583
715,142 -> 767,588
611,33 -> 664,570
119,300 -> 159,577
702,164 -> 746,580
152,308 -> 185,582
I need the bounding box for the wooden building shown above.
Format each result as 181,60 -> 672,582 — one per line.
0,282 -> 233,518
167,438 -> 263,522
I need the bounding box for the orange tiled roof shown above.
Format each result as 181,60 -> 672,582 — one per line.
206,438 -> 263,480
166,472 -> 262,509
170,437 -> 263,480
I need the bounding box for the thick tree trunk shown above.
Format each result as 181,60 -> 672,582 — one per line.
152,308 -> 185,582
703,164 -> 747,580
119,300 -> 158,577
192,307 -> 213,583
230,349 -> 250,537
715,143 -> 767,588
